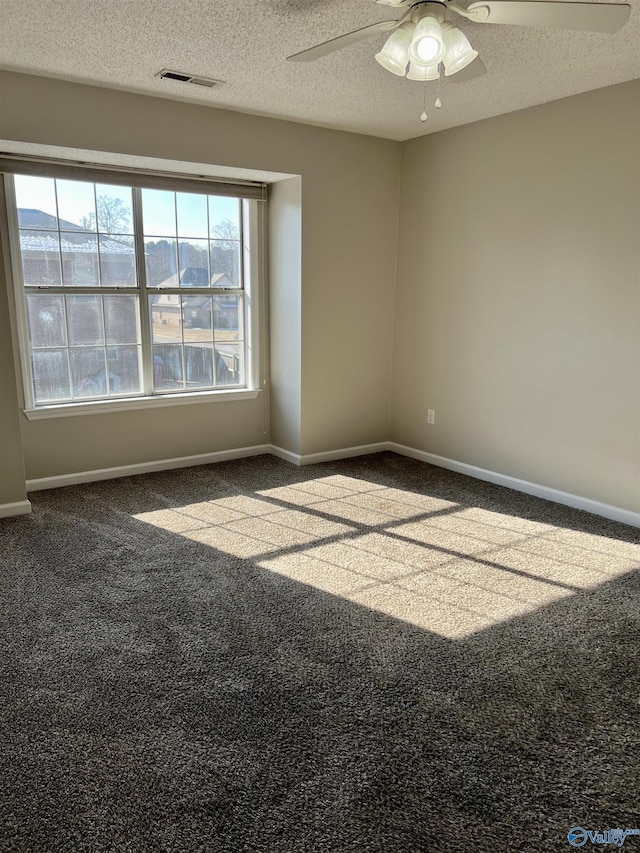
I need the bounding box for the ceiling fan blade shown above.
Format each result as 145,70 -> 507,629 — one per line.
287,20 -> 399,62
465,0 -> 631,32
448,56 -> 487,82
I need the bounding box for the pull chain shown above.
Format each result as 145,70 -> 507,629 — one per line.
419,68 -> 443,122
420,81 -> 428,122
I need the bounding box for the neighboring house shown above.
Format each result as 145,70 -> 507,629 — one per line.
153,270 -> 237,330
156,267 -> 212,288
151,269 -> 240,386
18,208 -> 135,287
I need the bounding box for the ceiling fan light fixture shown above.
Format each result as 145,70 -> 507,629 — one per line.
441,22 -> 478,76
375,22 -> 413,76
406,61 -> 440,81
408,17 -> 446,66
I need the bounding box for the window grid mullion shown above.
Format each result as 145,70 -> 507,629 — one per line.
180,294 -> 187,392
174,192 -> 184,392
51,179 -> 76,400
92,180 -> 105,395
207,195 -> 215,389
132,187 -> 153,396
25,286 -> 140,295
52,179 -> 64,287
239,199 -> 245,299
61,291 -> 74,400
206,195 -> 212,285
99,291 -> 110,396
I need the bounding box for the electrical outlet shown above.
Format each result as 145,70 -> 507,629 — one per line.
427,409 -> 435,425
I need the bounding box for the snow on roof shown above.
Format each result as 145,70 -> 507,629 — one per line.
19,232 -> 134,255
17,208 -> 133,255
210,273 -> 232,286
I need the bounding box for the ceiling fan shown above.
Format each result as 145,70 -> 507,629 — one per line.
287,0 -> 631,84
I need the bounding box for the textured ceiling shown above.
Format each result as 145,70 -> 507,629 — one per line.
0,0 -> 638,141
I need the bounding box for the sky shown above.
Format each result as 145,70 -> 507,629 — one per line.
14,175 -> 240,239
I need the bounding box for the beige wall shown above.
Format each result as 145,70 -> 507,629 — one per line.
392,80 -> 640,513
0,71 -> 399,480
269,177 -> 302,454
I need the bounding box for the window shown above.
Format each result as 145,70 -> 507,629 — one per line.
3,166 -> 262,413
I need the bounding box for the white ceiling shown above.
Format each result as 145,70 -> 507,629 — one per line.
1,0 -> 638,141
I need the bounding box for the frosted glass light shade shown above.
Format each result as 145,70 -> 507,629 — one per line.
442,23 -> 478,76
408,17 -> 446,66
375,24 -> 413,77
406,61 -> 440,81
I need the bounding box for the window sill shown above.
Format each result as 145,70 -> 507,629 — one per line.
24,387 -> 262,420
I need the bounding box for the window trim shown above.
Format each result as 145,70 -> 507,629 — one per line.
3,170 -> 265,416
22,387 -> 262,420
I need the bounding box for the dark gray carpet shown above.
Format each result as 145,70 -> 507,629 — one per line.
1,452 -> 638,853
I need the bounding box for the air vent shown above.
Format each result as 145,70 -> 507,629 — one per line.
156,69 -> 223,89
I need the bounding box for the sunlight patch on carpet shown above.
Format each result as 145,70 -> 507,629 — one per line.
133,475 -> 639,639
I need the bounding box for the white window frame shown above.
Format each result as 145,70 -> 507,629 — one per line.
2,168 -> 264,420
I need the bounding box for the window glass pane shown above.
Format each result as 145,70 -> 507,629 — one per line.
183,295 -> 213,337
104,295 -> 139,345
32,349 -> 70,402
145,238 -> 178,287
15,176 -> 58,229
215,343 -> 243,386
70,348 -> 108,398
178,239 -> 209,286
177,193 -> 208,239
185,343 -> 214,389
99,235 -> 136,287
149,295 -> 220,393
61,232 -> 100,286
209,197 -> 240,241
26,295 -> 67,348
150,295 -> 182,343
142,189 -> 176,237
95,185 -> 133,235
69,344 -> 142,399
106,346 -> 141,395
210,239 -> 240,288
213,293 -> 242,343
12,175 -> 251,408
56,180 -> 96,232
19,230 -> 62,286
66,295 -> 104,346
213,291 -> 243,386
153,344 -> 183,391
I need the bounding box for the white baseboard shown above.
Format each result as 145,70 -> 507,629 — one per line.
299,442 -> 389,466
269,442 -> 389,467
26,444 -> 272,492
0,500 -> 32,518
389,442 -> 640,529
269,445 -> 302,466
22,438 -> 639,529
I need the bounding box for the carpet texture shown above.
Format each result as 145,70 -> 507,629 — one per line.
0,452 -> 638,853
